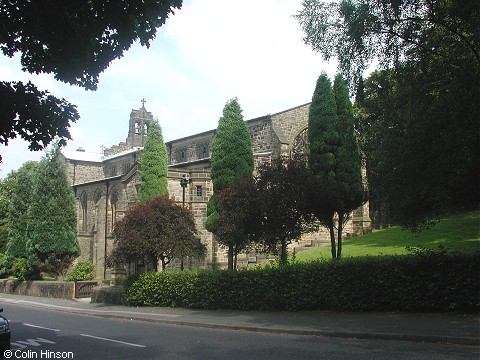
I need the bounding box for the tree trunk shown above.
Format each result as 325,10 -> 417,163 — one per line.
337,212 -> 344,259
329,220 -> 337,259
227,244 -> 234,270
280,240 -> 288,265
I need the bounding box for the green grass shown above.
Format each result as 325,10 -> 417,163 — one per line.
296,210 -> 480,261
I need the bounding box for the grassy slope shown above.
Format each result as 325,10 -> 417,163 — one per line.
296,211 -> 480,261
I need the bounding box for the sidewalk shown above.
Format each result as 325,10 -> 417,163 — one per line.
1,293 -> 478,346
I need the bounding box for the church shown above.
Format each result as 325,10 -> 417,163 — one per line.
62,102 -> 371,279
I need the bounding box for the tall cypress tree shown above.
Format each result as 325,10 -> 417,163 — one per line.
26,143 -> 79,279
332,73 -> 364,258
308,72 -> 364,259
139,120 -> 169,202
3,161 -> 38,271
206,98 -> 254,269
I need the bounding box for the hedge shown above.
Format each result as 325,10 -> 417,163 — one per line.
125,251 -> 480,312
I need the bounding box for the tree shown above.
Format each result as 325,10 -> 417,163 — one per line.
295,0 -> 480,86
356,64 -> 479,229
331,74 -> 364,257
26,144 -> 79,279
109,196 -> 205,271
254,157 -> 321,264
0,0 -> 182,161
298,0 -> 479,230
139,120 -> 169,202
0,170 -> 17,254
208,178 -> 259,268
308,72 -> 364,259
3,162 -> 38,271
206,98 -> 254,270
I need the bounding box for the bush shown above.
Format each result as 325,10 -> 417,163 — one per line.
125,250 -> 480,312
12,258 -> 27,281
65,260 -> 95,281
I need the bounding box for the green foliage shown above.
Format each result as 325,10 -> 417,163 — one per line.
26,144 -> 79,279
308,72 -> 339,184
297,211 -> 480,260
65,260 -> 96,281
125,251 -> 479,312
139,121 -> 169,202
12,257 -> 26,282
4,161 -> 38,270
209,98 -> 254,192
0,171 -> 17,253
109,196 -> 205,271
296,0 -> 480,86
0,0 -> 181,161
207,98 -> 254,269
308,72 -> 364,258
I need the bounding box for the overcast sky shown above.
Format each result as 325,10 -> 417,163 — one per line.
0,0 -> 339,178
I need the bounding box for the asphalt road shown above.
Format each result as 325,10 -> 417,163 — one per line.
3,302 -> 478,360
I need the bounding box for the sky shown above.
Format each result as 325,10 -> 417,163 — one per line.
0,0 -> 339,178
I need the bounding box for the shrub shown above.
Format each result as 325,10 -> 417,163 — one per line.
12,257 -> 27,281
65,260 -> 95,281
124,251 -> 480,312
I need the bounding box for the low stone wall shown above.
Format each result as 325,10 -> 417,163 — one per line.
91,286 -> 126,305
0,280 -> 75,299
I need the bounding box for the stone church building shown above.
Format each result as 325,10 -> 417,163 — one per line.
62,102 -> 371,279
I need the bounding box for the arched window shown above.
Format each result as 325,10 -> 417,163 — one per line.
93,188 -> 102,232
80,191 -> 88,232
135,122 -> 141,135
291,127 -> 309,164
143,123 -> 148,135
109,187 -> 119,233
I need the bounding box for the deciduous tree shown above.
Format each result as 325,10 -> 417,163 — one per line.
109,196 -> 205,271
0,0 -> 182,161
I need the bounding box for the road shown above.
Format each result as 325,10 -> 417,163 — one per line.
2,302 -> 478,360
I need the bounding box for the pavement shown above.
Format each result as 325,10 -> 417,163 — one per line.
0,293 -> 478,346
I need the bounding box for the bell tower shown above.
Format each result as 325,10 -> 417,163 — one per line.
126,98 -> 154,148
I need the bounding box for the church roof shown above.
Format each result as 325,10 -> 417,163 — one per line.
62,147 -> 142,163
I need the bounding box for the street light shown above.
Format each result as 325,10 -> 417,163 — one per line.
180,175 -> 189,207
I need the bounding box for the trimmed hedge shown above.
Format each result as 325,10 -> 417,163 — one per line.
125,251 -> 480,312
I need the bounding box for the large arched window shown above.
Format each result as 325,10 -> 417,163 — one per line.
93,188 -> 102,232
80,191 -> 88,232
291,127 -> 309,164
109,187 -> 119,233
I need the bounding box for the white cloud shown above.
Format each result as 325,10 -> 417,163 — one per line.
0,0 -> 341,177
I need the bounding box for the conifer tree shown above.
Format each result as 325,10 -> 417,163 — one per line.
3,161 -> 38,271
26,143 -> 79,279
206,98 -> 254,269
139,120 -> 169,202
308,72 -> 364,259
332,73 -> 364,258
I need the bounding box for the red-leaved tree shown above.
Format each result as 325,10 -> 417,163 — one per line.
108,196 -> 205,271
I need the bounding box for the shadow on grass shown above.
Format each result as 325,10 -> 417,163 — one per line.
297,210 -> 480,260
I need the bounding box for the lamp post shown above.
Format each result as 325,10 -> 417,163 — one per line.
180,175 -> 189,208
179,175 -> 189,271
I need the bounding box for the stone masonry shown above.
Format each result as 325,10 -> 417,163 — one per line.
62,103 -> 371,279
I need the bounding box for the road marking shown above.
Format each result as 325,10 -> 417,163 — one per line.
0,297 -> 181,318
80,334 -> 146,348
11,338 -> 56,349
23,323 -> 60,332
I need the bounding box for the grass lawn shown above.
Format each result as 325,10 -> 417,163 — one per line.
296,210 -> 480,261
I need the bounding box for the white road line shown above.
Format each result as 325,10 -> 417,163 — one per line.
0,297 -> 181,318
80,334 -> 146,348
23,323 -> 60,332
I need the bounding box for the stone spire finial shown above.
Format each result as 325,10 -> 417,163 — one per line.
141,98 -> 146,108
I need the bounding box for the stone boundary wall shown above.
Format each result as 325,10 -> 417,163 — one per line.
0,280 -> 75,299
